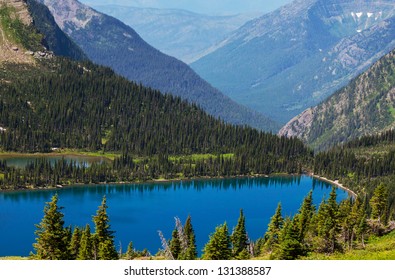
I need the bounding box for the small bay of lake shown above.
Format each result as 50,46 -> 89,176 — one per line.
0,175 -> 349,257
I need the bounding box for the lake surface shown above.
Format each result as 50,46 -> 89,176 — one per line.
0,176 -> 349,257
0,154 -> 110,168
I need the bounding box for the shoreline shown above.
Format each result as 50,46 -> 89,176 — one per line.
0,173 -> 275,193
310,174 -> 357,198
0,172 -> 356,195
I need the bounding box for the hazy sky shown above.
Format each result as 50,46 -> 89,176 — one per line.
80,0 -> 294,15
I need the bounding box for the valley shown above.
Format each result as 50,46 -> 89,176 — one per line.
0,0 -> 395,262
35,0 -> 278,132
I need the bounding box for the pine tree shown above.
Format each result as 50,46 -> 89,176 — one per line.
370,183 -> 389,224
275,217 -> 305,260
356,214 -> 368,248
315,188 -> 340,253
92,196 -> 118,260
231,209 -> 249,259
202,222 -> 232,260
169,229 -> 181,260
182,215 -> 197,260
32,194 -> 70,260
264,203 -> 284,250
69,227 -> 82,260
125,241 -> 136,260
253,238 -> 265,257
78,224 -> 93,260
338,199 -> 353,250
297,191 -> 315,241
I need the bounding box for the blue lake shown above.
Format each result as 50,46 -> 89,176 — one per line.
0,176 -> 349,257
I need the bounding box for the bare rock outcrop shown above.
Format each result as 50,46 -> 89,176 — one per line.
278,108 -> 314,139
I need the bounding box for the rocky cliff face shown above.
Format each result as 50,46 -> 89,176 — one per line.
279,48 -> 395,150
278,108 -> 314,139
191,0 -> 395,124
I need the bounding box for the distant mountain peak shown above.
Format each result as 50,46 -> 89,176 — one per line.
191,0 -> 395,124
38,0 -> 100,31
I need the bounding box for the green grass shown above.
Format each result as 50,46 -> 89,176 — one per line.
0,5 -> 43,51
169,153 -> 234,161
303,231 -> 395,260
56,150 -> 119,161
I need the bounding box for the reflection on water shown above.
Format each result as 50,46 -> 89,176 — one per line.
0,154 -> 110,169
0,175 -> 348,257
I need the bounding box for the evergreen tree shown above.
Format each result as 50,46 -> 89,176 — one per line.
69,227 -> 82,260
231,209 -> 249,259
202,222 -> 232,260
315,188 -> 340,253
92,196 -> 118,260
356,214 -> 368,248
264,203 -> 284,250
169,229 -> 181,260
274,217 -> 305,260
370,183 -> 389,224
125,241 -> 136,260
297,191 -> 315,241
32,194 -> 70,259
182,215 -> 197,260
253,238 -> 265,257
338,199 -> 353,250
78,224 -> 93,260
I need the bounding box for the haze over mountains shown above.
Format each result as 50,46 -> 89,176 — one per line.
279,47 -> 395,151
191,0 -> 395,124
91,5 -> 254,63
37,0 -> 278,131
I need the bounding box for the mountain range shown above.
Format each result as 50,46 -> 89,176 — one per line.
191,0 -> 395,124
91,4 -> 254,63
36,0 -> 278,132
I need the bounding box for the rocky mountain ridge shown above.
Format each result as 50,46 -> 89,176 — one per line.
279,47 -> 395,150
191,0 -> 395,124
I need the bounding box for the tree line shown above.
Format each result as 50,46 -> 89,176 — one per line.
32,186 -> 390,260
0,152 -> 303,190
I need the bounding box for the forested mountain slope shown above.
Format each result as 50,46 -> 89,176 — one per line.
280,48 -> 395,150
191,0 -> 395,124
312,129 -> 395,217
36,0 -> 278,131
